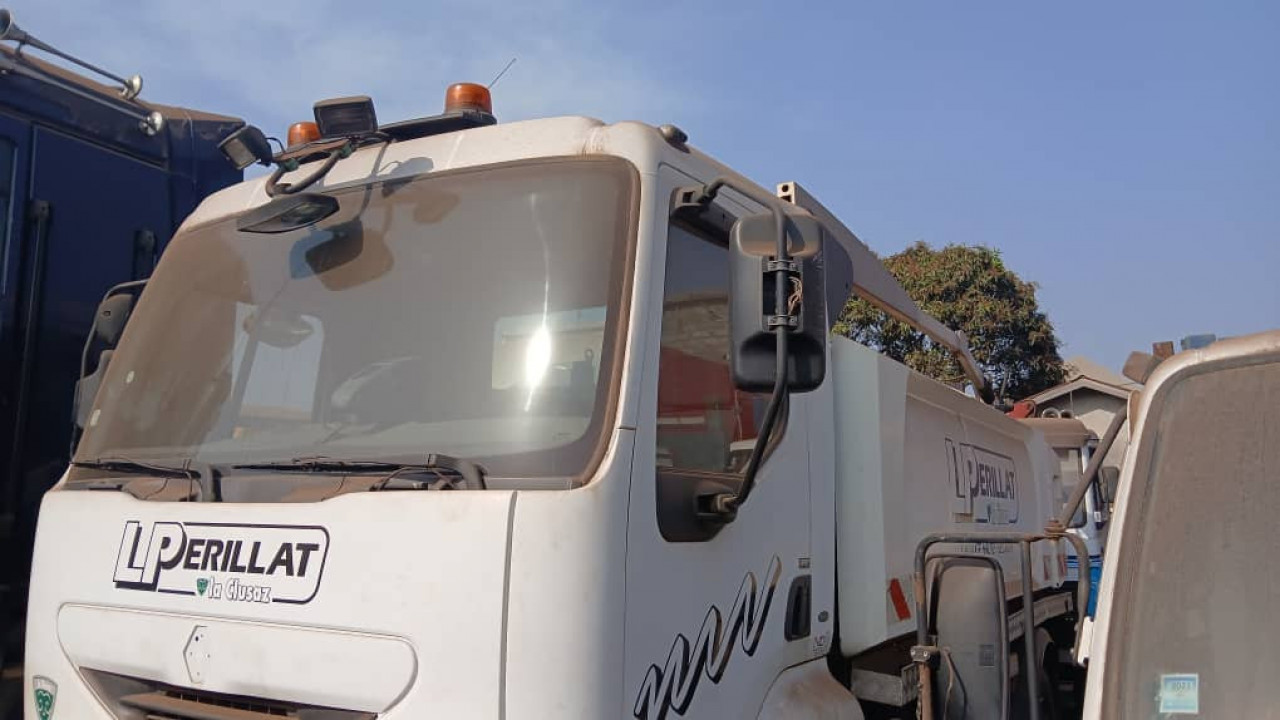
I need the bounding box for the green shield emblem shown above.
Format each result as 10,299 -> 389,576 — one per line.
196,577 -> 210,596
32,675 -> 56,720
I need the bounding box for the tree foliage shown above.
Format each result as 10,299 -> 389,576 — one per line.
834,242 -> 1066,402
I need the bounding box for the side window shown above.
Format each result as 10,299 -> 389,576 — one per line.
656,222 -> 765,474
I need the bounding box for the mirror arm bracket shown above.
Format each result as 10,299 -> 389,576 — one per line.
679,177 -> 798,522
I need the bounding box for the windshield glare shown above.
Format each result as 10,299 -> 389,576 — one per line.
75,157 -> 636,479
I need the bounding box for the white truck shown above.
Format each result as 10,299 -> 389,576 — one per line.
25,85 -> 1079,719
1019,417 -> 1111,614
1076,330 -> 1280,718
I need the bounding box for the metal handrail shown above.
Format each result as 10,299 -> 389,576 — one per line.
912,531 -> 1091,720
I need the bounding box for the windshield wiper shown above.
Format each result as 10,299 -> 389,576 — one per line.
234,453 -> 487,490
69,457 -> 222,502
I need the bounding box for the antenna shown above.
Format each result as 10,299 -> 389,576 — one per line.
488,57 -> 516,89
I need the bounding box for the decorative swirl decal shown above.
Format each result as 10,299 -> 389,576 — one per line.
633,556 -> 783,719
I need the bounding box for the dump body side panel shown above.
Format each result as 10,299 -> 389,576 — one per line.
834,337 -> 1064,656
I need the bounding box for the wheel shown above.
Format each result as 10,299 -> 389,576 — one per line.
1010,645 -> 1062,720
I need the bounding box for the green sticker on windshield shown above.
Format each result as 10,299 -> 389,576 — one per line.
1159,674 -> 1199,714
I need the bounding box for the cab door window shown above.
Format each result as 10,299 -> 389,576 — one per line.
656,222 -> 766,475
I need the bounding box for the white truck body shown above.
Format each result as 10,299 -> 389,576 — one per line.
834,339 -> 1064,657
1081,330 -> 1280,719
26,113 -> 1068,719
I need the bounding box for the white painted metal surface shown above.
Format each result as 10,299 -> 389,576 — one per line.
1081,329 -> 1280,719
28,487 -> 514,717
58,604 -> 416,711
832,338 -> 1066,656
758,659 -> 865,719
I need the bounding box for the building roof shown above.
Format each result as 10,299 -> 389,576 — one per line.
1063,355 -> 1142,391
1026,376 -> 1131,404
1023,355 -> 1139,405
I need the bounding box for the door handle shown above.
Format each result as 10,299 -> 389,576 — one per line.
784,573 -> 812,640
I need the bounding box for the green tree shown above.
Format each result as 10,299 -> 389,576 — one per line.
834,242 -> 1066,402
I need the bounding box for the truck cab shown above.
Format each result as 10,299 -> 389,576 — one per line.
26,91 -> 1072,719
1020,417 -> 1111,614
1081,330 -> 1280,718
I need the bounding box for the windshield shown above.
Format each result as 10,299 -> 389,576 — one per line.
1105,360 -> 1280,717
74,157 -> 637,480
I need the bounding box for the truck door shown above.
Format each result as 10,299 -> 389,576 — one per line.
0,112 -> 30,323
623,166 -> 818,719
0,110 -> 31,596
3,126 -> 170,595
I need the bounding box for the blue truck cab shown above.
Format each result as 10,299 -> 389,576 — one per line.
0,27 -> 243,687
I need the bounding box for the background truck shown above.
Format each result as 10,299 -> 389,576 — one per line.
25,83 -> 1080,719
0,9 -> 242,712
1019,417 -> 1112,614
1078,330 -> 1280,718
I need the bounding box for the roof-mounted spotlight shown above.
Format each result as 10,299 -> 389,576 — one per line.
314,95 -> 378,138
217,125 -> 274,170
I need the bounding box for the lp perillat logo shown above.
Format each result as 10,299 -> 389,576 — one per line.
114,521 -> 330,605
32,676 -> 56,720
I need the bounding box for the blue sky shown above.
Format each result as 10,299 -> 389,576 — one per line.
16,0 -> 1278,371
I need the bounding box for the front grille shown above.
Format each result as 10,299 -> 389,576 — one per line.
122,690 -> 294,719
82,669 -> 375,720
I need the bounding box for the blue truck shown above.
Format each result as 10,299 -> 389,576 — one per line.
0,10 -> 243,699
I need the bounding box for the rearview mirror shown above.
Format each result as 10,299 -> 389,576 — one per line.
92,293 -> 135,347
71,281 -> 146,452
729,212 -> 827,393
928,555 -> 1010,720
1099,466 -> 1121,505
242,308 -> 315,349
